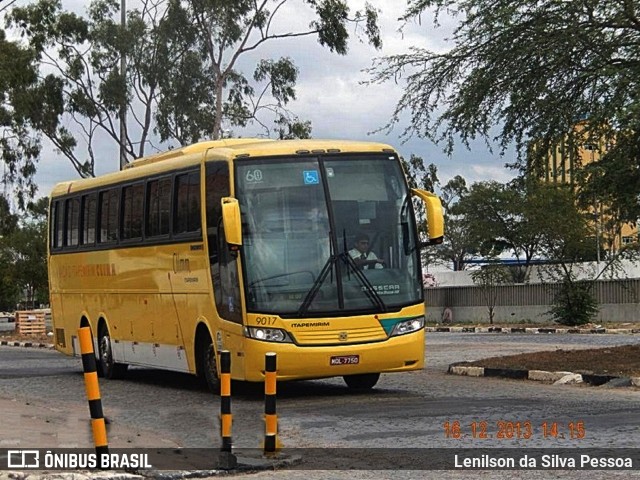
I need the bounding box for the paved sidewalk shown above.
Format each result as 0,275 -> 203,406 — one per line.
0,396 -> 297,478
0,396 -> 180,449
448,363 -> 640,387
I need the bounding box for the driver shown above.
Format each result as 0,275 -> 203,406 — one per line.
349,233 -> 384,270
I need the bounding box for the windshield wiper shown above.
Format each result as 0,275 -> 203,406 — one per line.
297,254 -> 337,317
340,252 -> 387,313
296,251 -> 387,317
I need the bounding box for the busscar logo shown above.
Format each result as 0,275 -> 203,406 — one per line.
7,450 -> 40,468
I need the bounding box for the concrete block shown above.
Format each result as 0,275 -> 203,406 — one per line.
554,373 -> 583,385
528,370 -> 574,382
449,366 -> 485,377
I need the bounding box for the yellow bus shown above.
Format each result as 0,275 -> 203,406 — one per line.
48,138 -> 443,390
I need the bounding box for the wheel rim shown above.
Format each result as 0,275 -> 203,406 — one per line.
205,344 -> 218,380
99,333 -> 113,370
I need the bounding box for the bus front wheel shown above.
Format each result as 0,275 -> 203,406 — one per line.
98,324 -> 128,379
343,373 -> 380,390
200,340 -> 220,394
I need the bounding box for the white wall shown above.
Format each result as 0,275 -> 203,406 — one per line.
426,260 -> 640,287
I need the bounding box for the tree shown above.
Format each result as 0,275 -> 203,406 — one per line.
8,0 -> 381,179
17,199 -> 49,308
576,151 -> 639,255
0,10 -> 43,208
549,280 -> 599,327
532,181 -> 599,326
470,264 -> 511,324
438,175 -> 484,271
401,155 -> 478,270
457,179 -> 588,281
0,195 -> 20,310
0,195 -> 48,310
439,215 -> 476,271
0,195 -> 18,236
368,0 -> 640,225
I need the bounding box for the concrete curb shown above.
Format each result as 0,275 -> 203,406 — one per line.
0,340 -> 54,349
448,363 -> 640,387
427,326 -> 640,334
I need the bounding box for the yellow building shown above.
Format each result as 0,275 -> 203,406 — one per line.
542,126 -> 637,253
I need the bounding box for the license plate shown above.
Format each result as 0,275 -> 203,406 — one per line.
330,355 -> 360,365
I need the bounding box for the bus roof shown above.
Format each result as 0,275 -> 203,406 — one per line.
124,138 -> 273,168
49,138 -> 398,198
213,138 -> 397,158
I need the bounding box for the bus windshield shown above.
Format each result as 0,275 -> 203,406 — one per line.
236,154 -> 422,317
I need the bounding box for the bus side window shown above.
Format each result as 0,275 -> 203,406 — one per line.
81,193 -> 97,245
65,197 -> 80,247
215,224 -> 242,323
121,183 -> 144,241
99,189 -> 120,243
174,171 -> 201,235
51,200 -> 63,249
205,162 -> 230,263
146,177 -> 171,237
205,162 -> 241,323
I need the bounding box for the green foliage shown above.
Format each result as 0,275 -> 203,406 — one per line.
275,114 -> 312,140
370,0 -> 640,224
401,155 -> 477,270
470,264 -> 511,324
0,27 -> 42,207
458,179 -> 591,281
0,195 -> 49,310
402,151 -> 594,276
6,0 -> 381,183
549,280 -> 598,327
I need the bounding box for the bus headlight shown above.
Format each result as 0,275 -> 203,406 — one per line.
390,317 -> 425,337
244,327 -> 293,343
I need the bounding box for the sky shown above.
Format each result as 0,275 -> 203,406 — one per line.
10,0 -> 517,202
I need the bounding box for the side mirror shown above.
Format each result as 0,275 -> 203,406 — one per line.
221,197 -> 242,246
411,189 -> 444,245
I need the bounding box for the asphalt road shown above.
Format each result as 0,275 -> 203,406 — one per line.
1,332 -> 640,479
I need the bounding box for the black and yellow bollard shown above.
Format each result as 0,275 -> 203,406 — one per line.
78,326 -> 109,455
264,352 -> 278,454
220,350 -> 232,452
218,350 -> 237,469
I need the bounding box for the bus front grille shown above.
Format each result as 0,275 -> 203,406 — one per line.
291,326 -> 387,345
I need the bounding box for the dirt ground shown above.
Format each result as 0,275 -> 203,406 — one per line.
457,344 -> 640,378
3,327 -> 640,378
437,322 -> 640,378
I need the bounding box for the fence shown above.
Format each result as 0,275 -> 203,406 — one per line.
424,279 -> 640,324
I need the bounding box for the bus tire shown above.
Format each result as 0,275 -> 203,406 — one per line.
343,373 -> 380,390
98,324 -> 128,379
199,338 -> 220,394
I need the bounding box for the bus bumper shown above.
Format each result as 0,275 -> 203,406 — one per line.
241,329 -> 425,382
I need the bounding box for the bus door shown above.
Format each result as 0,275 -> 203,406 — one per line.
211,225 -> 245,376
206,161 -> 246,379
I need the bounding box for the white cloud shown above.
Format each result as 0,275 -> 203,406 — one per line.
27,0 -> 515,200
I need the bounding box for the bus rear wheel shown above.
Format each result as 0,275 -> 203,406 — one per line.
343,373 -> 380,390
98,324 -> 128,379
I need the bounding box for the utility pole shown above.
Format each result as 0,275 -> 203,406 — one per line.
119,0 -> 127,170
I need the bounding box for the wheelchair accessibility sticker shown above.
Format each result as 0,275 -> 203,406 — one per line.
303,170 -> 319,185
